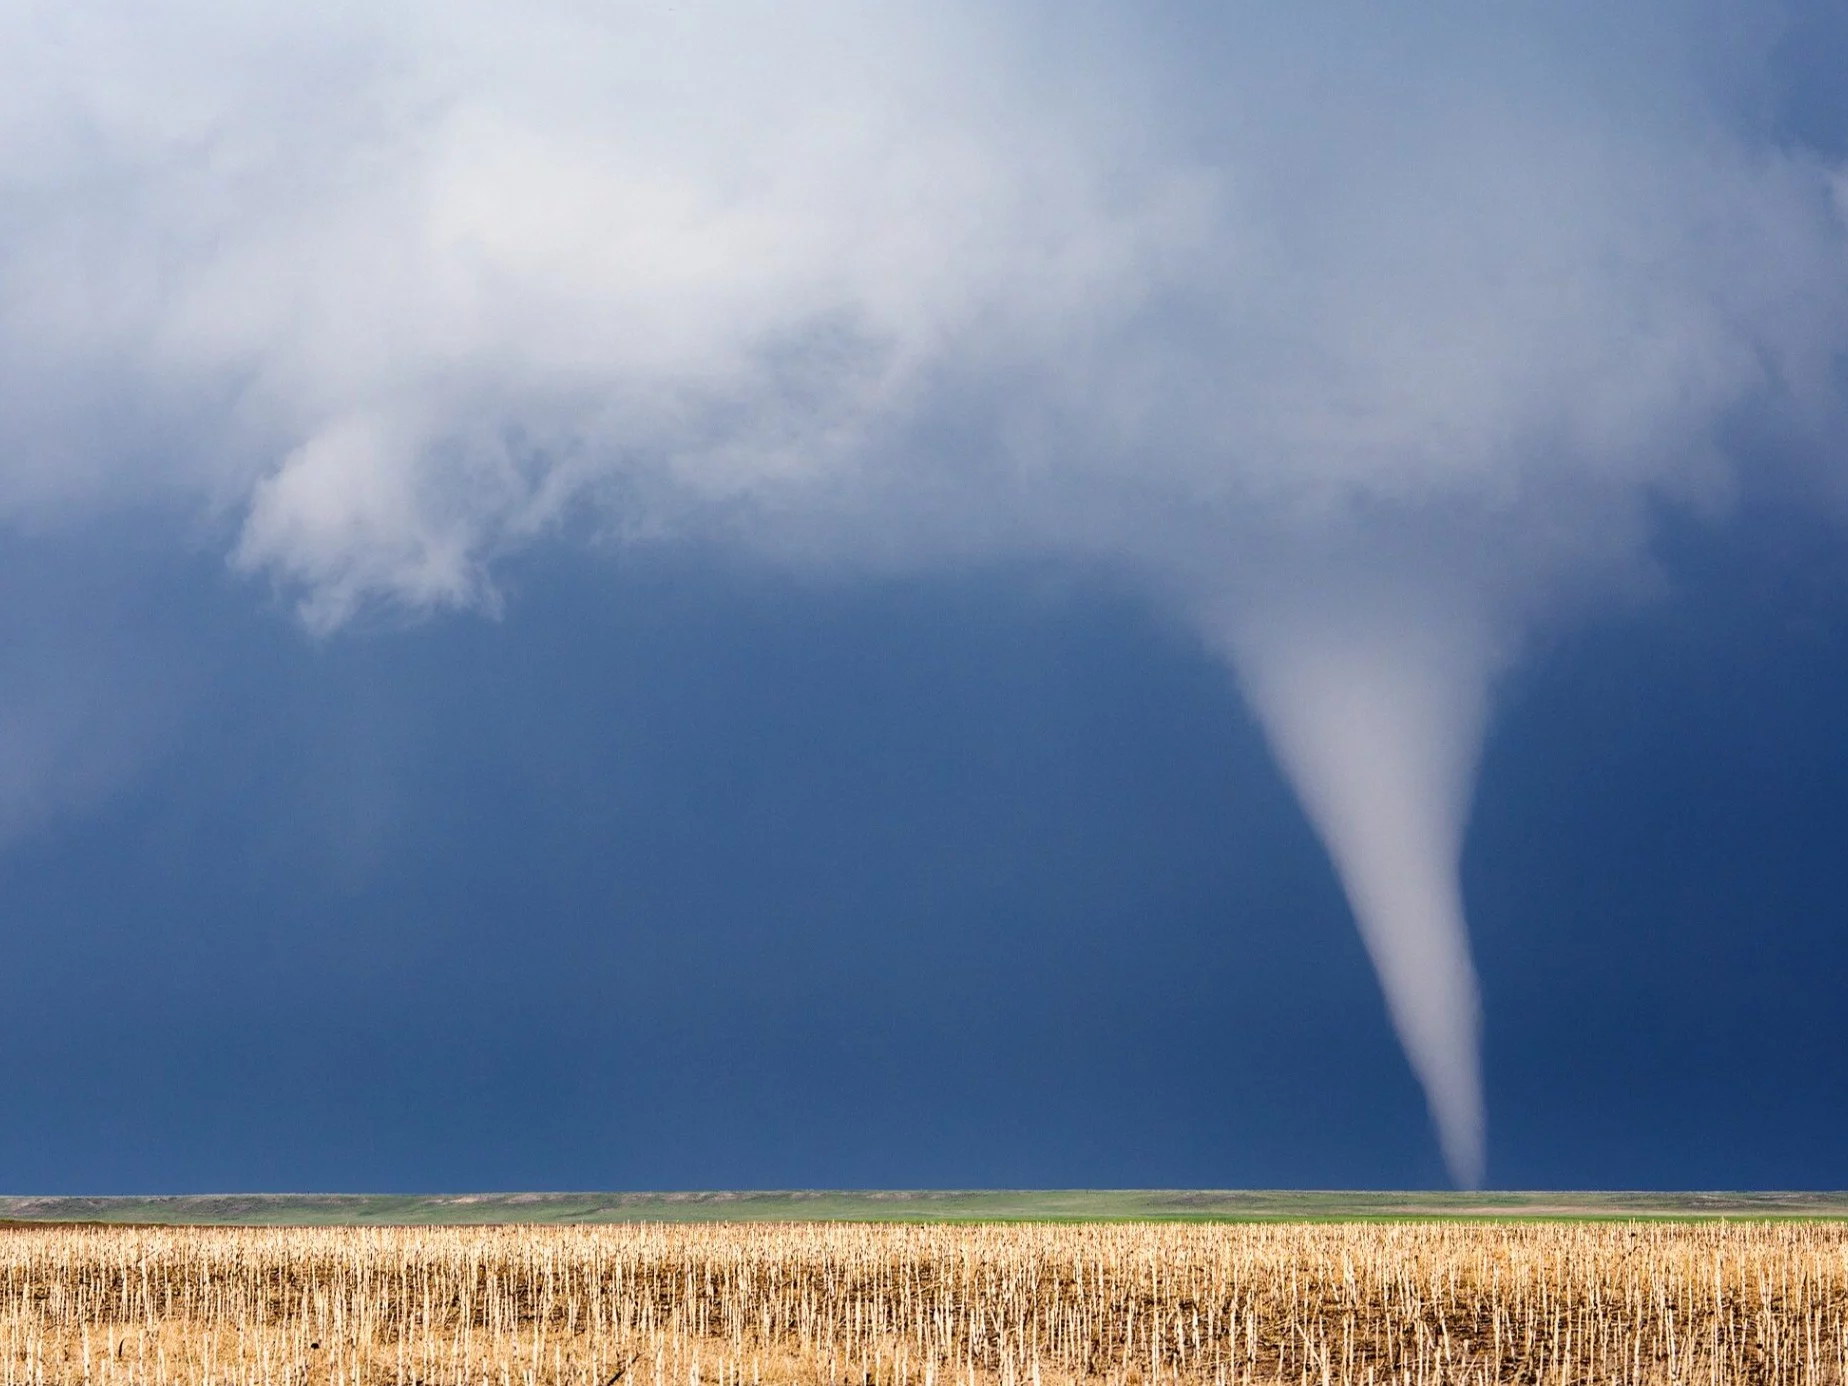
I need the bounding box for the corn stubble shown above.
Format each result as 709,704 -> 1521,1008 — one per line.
3,1221 -> 1845,1385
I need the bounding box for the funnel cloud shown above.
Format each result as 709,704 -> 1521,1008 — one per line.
1211,592 -> 1498,1185
1,0 -> 1846,1180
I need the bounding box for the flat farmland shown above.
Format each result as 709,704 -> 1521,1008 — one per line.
4,1219 -> 1847,1385
7,1190 -> 1848,1225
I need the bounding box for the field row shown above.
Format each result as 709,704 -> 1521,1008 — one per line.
3,1220 -> 1846,1384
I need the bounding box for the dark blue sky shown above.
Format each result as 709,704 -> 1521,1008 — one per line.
3,494 -> 1844,1193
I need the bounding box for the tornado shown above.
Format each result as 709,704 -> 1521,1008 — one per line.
1213,595 -> 1495,1187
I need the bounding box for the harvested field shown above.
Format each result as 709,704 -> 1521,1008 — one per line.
2,1220 -> 1845,1385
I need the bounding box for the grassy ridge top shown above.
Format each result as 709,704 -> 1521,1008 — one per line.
5,1190 -> 1848,1226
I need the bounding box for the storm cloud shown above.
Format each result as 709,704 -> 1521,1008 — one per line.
2,0 -> 1845,1181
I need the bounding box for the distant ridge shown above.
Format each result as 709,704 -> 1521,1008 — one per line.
5,1190 -> 1847,1226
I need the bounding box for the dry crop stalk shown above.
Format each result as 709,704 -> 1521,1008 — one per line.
0,1221 -> 1844,1385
